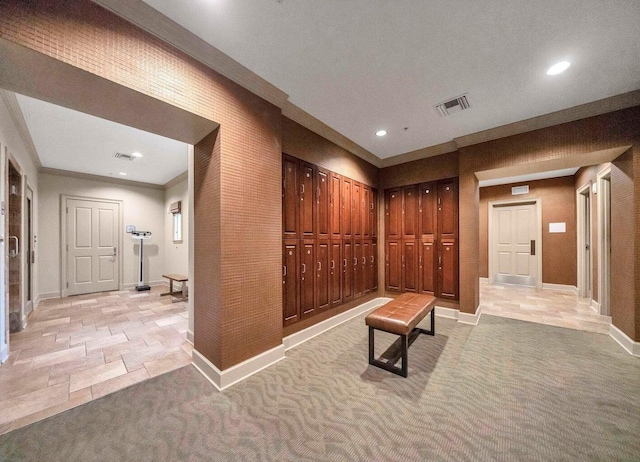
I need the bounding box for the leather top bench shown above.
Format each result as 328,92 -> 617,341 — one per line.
365,293 -> 436,377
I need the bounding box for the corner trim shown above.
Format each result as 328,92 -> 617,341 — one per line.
186,330 -> 194,345
479,277 -> 489,283
0,344 -> 8,364
458,305 -> 482,325
192,344 -> 286,391
590,299 -> 601,314
434,306 -> 459,320
542,283 -> 578,294
283,297 -> 391,351
609,324 -> 640,357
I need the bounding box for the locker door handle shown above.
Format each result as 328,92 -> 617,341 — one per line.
343,259 -> 347,268
353,257 -> 357,266
283,266 -> 287,277
438,256 -> 442,266
362,257 -> 366,264
317,261 -> 321,271
301,184 -> 305,195
531,240 -> 536,256
370,256 -> 374,263
402,255 -> 405,264
302,263 -> 306,274
331,260 -> 335,269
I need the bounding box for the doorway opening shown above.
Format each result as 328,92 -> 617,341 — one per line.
8,158 -> 22,333
24,184 -> 34,319
597,167 -> 612,316
576,184 -> 592,299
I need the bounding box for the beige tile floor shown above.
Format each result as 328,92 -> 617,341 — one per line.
0,286 -> 191,435
480,280 -> 611,334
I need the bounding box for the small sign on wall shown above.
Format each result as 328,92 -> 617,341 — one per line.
549,222 -> 566,233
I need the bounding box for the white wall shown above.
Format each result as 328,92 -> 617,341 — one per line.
38,173 -> 166,298
164,177 -> 188,278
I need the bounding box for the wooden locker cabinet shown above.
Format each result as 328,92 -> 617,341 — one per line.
330,240 -> 342,307
402,185 -> 419,239
317,240 -> 330,311
419,239 -> 436,295
353,240 -> 363,298
300,162 -> 316,238
300,240 -> 316,319
438,239 -> 458,300
386,240 -> 402,291
341,177 -> 352,238
371,240 -> 378,291
385,188 -> 402,239
282,155 -> 299,239
363,186 -> 371,238
402,240 -> 418,292
362,240 -> 371,295
342,240 -> 353,302
371,189 -> 378,238
317,168 -> 330,240
330,172 -> 342,240
420,182 -> 437,240
283,240 -> 299,326
352,181 -> 362,238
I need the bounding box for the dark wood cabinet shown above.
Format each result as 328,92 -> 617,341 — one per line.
385,178 -> 458,300
282,154 -> 378,327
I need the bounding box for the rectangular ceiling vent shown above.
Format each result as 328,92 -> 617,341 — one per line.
436,94 -> 470,116
113,152 -> 135,161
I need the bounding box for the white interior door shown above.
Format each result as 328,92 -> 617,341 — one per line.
0,144 -> 7,363
492,202 -> 538,287
66,198 -> 120,296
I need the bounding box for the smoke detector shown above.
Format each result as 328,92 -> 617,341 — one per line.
435,94 -> 470,116
113,152 -> 136,161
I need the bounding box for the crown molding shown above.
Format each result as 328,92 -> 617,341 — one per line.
40,167 -> 164,190
164,170 -> 187,190
0,89 -> 42,169
379,141 -> 457,168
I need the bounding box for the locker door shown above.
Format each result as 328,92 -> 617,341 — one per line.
386,240 -> 401,291
363,186 -> 371,238
438,240 -> 458,300
300,240 -> 316,319
317,240 -> 330,311
353,240 -> 363,298
438,179 -> 458,239
330,172 -> 342,239
342,240 -> 353,302
341,177 -> 352,238
352,182 -> 362,238
371,188 -> 378,238
403,185 -> 419,239
330,240 -> 342,307
282,155 -> 299,238
283,240 -> 299,326
300,163 -> 316,238
420,182 -> 437,240
419,239 -> 435,294
402,240 -> 418,292
371,240 -> 378,291
385,188 -> 402,239
317,168 -> 330,239
363,240 -> 371,294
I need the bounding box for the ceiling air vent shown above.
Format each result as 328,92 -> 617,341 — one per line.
113,152 -> 135,161
436,94 -> 470,116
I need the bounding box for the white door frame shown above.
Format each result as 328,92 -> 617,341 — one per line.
597,167 -> 612,316
23,181 -> 34,325
60,195 -> 124,298
0,143 -> 7,363
488,197 -> 543,288
576,183 -> 592,299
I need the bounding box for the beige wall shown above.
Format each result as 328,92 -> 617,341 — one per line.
164,177 -> 188,283
38,173 -> 165,298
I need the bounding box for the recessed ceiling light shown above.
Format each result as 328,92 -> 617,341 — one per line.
119,172 -> 127,176
376,130 -> 387,137
547,61 -> 570,75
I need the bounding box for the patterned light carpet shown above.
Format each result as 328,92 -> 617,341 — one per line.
1,313 -> 639,461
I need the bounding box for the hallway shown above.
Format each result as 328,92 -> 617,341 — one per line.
480,280 -> 610,334
0,287 -> 191,435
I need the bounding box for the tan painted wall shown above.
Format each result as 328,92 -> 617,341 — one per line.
479,177 -> 577,286
164,178 -> 188,282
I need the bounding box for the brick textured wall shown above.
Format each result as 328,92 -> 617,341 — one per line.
0,0 -> 283,369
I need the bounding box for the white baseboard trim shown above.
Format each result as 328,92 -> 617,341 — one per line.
187,330 -> 194,345
283,297 -> 391,351
0,344 -> 8,364
434,306 -> 459,320
36,291 -> 61,304
192,344 -> 286,391
458,305 -> 482,325
590,299 -> 601,314
609,324 -> 640,357
479,277 -> 489,283
123,280 -> 167,290
542,283 -> 578,294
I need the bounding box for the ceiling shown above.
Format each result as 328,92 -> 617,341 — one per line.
16,94 -> 188,186
137,0 -> 640,160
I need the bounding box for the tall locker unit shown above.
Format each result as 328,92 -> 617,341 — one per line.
282,153 -> 378,328
384,178 -> 458,300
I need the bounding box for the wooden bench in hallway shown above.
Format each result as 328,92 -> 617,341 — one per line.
365,293 -> 436,377
161,274 -> 188,303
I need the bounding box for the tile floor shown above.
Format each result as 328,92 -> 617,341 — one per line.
0,286 -> 191,435
480,280 -> 611,334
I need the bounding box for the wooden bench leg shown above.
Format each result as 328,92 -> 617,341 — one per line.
401,334 -> 408,377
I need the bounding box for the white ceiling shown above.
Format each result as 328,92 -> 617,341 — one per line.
140,0 -> 640,159
16,94 -> 188,186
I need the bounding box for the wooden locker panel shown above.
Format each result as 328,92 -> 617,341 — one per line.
402,240 -> 418,292
438,178 -> 458,239
300,240 -> 316,319
330,240 -> 342,307
371,240 -> 378,291
282,240 -> 299,326
282,155 -> 299,238
363,186 -> 371,238
300,162 -> 316,238
420,181 -> 437,240
352,181 -> 362,238
386,240 -> 402,291
317,240 -> 330,311
316,168 -> 330,239
363,240 -> 371,294
385,188 -> 402,239
438,239 -> 459,300
342,240 -> 353,302
341,177 -> 352,238
419,239 -> 436,294
371,188 -> 378,238
403,185 -> 419,239
330,172 -> 342,239
353,240 -> 363,298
